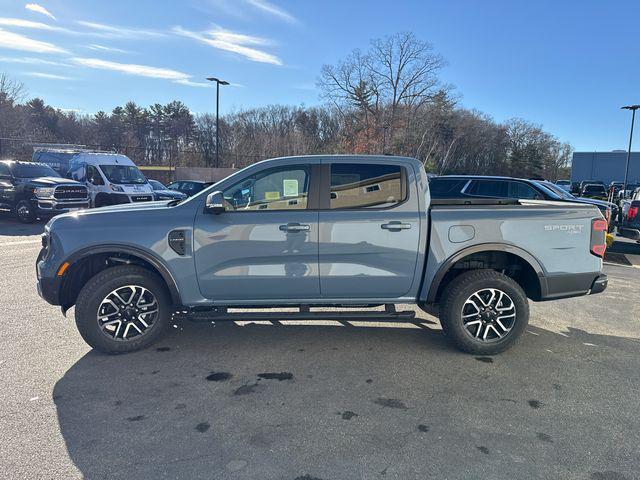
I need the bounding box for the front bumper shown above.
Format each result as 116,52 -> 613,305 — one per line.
37,275 -> 60,305
34,198 -> 90,217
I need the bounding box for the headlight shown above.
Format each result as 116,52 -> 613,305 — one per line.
110,184 -> 124,192
35,187 -> 55,198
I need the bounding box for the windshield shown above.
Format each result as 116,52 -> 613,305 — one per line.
584,185 -> 606,194
538,181 -> 574,199
149,179 -> 165,190
99,165 -> 146,184
14,163 -> 58,178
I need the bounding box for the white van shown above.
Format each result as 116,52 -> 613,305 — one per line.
66,153 -> 154,207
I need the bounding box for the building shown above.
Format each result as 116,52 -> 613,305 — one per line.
571,151 -> 640,184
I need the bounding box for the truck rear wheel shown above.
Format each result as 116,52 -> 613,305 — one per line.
74,265 -> 171,354
439,269 -> 529,355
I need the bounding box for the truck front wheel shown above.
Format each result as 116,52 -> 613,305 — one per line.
74,265 -> 171,354
439,269 -> 529,355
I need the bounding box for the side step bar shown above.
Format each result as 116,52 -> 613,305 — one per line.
184,304 -> 416,323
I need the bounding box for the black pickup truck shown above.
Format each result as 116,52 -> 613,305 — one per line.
0,160 -> 90,223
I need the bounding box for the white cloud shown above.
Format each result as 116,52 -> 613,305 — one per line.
0,17 -> 68,32
173,26 -> 282,65
174,78 -> 211,88
0,28 -> 67,53
25,3 -> 56,21
76,20 -> 164,39
71,57 -> 186,80
26,71 -> 74,80
246,0 -> 297,24
70,57 -> 205,88
0,56 -> 70,66
87,44 -> 130,54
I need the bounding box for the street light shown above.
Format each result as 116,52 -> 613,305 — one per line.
206,77 -> 229,169
621,104 -> 640,197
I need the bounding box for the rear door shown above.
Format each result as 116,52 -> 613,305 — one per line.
318,161 -> 421,299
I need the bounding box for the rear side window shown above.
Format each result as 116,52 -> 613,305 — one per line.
428,178 -> 468,198
330,163 -> 405,209
465,180 -> 508,198
509,181 -> 540,199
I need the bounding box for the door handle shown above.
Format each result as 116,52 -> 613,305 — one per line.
279,223 -> 310,232
381,221 -> 412,231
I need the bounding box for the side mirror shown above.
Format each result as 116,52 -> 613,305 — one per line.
205,191 -> 225,214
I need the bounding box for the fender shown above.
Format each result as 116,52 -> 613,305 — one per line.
63,243 -> 182,305
422,242 -> 547,303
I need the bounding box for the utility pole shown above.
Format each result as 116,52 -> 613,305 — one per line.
621,104 -> 640,197
206,77 -> 229,168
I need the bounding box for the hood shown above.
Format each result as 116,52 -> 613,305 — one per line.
84,200 -> 172,214
575,197 -> 616,209
25,176 -> 84,186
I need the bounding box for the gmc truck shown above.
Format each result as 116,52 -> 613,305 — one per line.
36,155 -> 608,355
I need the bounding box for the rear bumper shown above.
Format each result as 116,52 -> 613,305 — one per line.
540,272 -> 607,300
617,227 -> 640,241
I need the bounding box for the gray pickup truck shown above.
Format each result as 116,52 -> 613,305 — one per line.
36,155 -> 608,355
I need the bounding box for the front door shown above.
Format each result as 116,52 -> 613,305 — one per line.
193,163 -> 320,302
318,162 -> 421,299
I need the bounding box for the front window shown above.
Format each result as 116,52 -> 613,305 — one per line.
99,165 -> 147,185
222,165 -> 309,211
13,163 -> 58,179
584,185 -> 606,195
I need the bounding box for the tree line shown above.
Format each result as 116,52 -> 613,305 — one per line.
0,32 -> 571,179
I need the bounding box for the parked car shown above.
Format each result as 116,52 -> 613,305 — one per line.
149,179 -> 187,201
536,181 -> 617,231
37,155 -> 607,356
0,160 -> 89,223
167,180 -> 214,197
581,183 -> 608,200
617,183 -> 640,200
429,175 -> 559,201
618,188 -> 640,242
555,179 -> 572,192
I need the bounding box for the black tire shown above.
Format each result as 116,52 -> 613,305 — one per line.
439,269 -> 529,355
15,199 -> 36,223
74,265 -> 171,354
93,194 -> 110,208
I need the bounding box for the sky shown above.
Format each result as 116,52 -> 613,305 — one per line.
0,0 -> 638,152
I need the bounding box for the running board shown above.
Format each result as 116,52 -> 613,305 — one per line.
184,304 -> 416,323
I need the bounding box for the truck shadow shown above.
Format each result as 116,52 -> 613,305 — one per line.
52,319 -> 640,480
0,213 -> 46,236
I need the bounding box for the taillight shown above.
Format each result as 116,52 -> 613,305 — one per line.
590,218 -> 607,258
629,206 -> 639,221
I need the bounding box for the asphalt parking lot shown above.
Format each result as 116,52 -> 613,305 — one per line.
1,216 -> 639,480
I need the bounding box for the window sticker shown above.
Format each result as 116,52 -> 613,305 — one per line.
264,191 -> 280,200
283,179 -> 299,197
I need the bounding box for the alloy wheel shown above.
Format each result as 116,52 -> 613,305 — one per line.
461,288 -> 516,342
97,285 -> 159,341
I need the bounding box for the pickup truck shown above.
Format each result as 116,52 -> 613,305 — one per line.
618,188 -> 640,241
0,160 -> 90,223
36,155 -> 608,355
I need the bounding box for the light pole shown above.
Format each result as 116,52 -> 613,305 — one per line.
206,77 -> 229,168
621,104 -> 640,197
